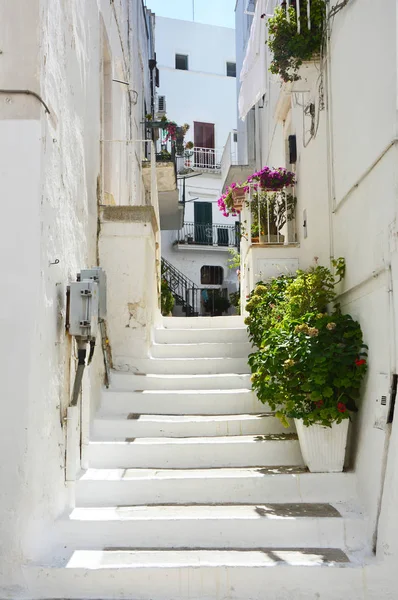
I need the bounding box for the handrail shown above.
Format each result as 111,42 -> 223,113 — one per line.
176,222 -> 239,248
161,257 -> 200,316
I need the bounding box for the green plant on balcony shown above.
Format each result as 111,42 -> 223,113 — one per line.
249,190 -> 296,241
266,0 -> 326,83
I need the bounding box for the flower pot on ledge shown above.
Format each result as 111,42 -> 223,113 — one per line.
294,419 -> 349,473
231,186 -> 246,210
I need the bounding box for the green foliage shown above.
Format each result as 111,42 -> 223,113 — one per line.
245,259 -> 368,427
227,249 -> 241,270
267,0 -> 326,82
229,291 -> 241,312
204,290 -> 231,315
161,279 -> 174,316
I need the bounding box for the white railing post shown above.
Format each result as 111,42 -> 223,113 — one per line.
248,184 -> 252,246
296,0 -> 301,33
284,191 -> 289,245
286,0 -> 290,23
307,0 -> 311,30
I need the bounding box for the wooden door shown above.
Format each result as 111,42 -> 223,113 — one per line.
194,202 -> 213,244
194,122 -> 215,168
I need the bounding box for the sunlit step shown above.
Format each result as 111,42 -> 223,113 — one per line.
86,435 -> 304,469
99,389 -> 263,415
154,327 -> 248,344
76,468 -> 358,507
130,356 -> 251,375
109,371 -> 252,391
26,548 -> 366,600
150,341 -> 251,359
91,413 -> 289,439
57,503 -> 366,552
162,315 -> 245,329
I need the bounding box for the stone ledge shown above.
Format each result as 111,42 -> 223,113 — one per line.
99,205 -> 158,233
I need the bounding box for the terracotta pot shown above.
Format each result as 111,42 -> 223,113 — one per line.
294,418 -> 349,473
231,186 -> 246,209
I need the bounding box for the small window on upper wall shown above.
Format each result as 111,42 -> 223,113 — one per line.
175,54 -> 188,70
201,266 -> 224,285
226,62 -> 236,77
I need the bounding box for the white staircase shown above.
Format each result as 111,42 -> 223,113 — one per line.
26,316 -> 370,600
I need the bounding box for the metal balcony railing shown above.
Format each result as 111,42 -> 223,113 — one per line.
175,222 -> 239,248
182,147 -> 223,173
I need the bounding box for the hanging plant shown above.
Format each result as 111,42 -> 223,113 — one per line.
247,166 -> 296,190
266,0 -> 326,83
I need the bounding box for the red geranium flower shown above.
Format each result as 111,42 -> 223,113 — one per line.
355,359 -> 366,366
315,400 -> 324,408
337,402 -> 347,413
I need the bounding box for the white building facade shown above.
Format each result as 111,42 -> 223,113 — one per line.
230,0 -> 398,593
155,17 -> 240,316
0,0 -> 167,593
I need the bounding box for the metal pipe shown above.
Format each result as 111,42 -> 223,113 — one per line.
71,342 -> 87,407
0,89 -> 50,114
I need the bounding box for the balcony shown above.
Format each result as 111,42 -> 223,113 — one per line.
220,131 -> 255,193
142,149 -> 182,230
178,147 -> 223,175
173,222 -> 239,250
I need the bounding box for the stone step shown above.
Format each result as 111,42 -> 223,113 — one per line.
57,503 -> 366,552
26,549 -> 366,600
162,315 -> 245,329
109,371 -> 252,391
100,389 -> 264,415
150,341 -> 252,359
86,434 -> 304,469
130,356 -> 251,375
154,327 -> 248,344
76,468 -> 357,507
91,413 -> 289,439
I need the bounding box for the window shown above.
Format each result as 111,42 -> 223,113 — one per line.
201,266 -> 224,285
233,131 -> 238,143
175,54 -> 188,70
226,62 -> 236,77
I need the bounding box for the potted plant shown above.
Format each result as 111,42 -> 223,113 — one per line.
204,290 -> 231,316
245,259 -> 368,472
266,0 -> 326,83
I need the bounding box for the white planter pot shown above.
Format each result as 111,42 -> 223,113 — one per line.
294,419 -> 349,473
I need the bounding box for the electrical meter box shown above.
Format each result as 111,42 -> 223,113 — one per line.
79,267 -> 107,320
68,280 -> 99,339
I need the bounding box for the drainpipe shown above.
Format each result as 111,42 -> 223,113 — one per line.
324,3 -> 335,263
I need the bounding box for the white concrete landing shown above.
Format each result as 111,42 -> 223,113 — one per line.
162,315 -> 246,329
25,550 -> 371,600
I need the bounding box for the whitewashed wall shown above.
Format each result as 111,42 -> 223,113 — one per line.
238,0 -> 398,566
0,0 -> 153,594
